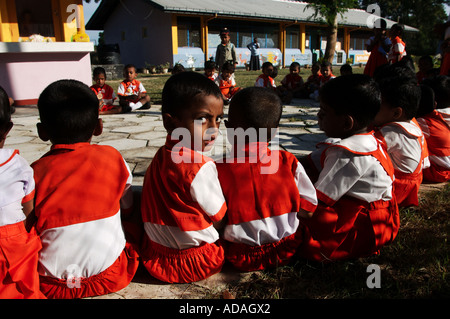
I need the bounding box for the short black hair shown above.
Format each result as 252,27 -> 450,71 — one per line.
391,23 -> 404,34
290,62 -> 301,70
321,60 -> 332,69
37,79 -> 99,144
123,64 -> 136,72
93,66 -> 106,78
162,71 -> 223,116
375,65 -> 421,120
319,74 -> 381,128
0,86 -> 11,135
204,60 -> 216,70
416,84 -> 435,117
171,63 -> 185,74
340,63 -> 353,74
422,75 -> 450,109
229,86 -> 282,130
221,61 -> 235,73
262,62 -> 273,70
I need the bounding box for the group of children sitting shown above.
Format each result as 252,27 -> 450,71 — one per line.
1,56 -> 449,299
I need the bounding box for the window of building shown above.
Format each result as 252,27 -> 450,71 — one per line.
15,0 -> 54,38
286,26 -> 299,49
177,16 -> 201,47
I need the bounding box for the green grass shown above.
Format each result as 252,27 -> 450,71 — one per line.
215,183 -> 450,299
103,66 -> 366,105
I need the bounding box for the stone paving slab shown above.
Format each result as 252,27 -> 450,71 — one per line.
5,99 -> 325,299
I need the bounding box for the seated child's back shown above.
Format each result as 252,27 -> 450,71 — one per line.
215,87 -> 317,272
298,74 -> 399,262
31,80 -> 139,299
0,86 -> 44,299
373,66 -> 429,207
416,76 -> 450,182
140,72 -> 227,283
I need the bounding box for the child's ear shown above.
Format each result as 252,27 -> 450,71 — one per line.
36,123 -> 50,142
162,113 -> 177,133
343,115 -> 355,131
1,121 -> 13,139
392,106 -> 404,120
0,122 -> 13,146
93,118 -> 103,136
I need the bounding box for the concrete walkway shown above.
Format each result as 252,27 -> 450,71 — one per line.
5,99 -> 326,299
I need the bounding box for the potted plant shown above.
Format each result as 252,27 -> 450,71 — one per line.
159,62 -> 171,74
145,62 -> 157,74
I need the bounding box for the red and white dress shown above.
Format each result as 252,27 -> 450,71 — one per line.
255,74 -> 276,89
140,136 -> 227,283
417,108 -> 450,182
90,84 -> 116,112
215,74 -> 240,100
388,36 -> 406,64
31,143 -> 139,299
0,149 -> 44,299
117,79 -> 147,103
216,142 -> 317,271
375,119 -> 430,207
299,132 -> 400,262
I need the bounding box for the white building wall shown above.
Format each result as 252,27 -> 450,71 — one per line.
102,0 -> 172,69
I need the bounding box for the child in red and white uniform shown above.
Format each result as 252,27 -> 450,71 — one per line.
90,67 -> 121,115
255,62 -> 276,89
388,23 -> 407,64
204,60 -> 218,82
215,87 -> 317,272
31,80 -> 139,299
118,64 -> 151,112
277,62 -> 304,103
215,62 -> 241,104
0,87 -> 45,299
416,76 -> 450,182
310,61 -> 336,101
298,75 -> 399,262
373,66 -> 429,207
140,72 -> 227,283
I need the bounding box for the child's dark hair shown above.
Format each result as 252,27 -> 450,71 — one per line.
422,75 -> 450,109
37,79 -> 99,144
0,86 -> 11,135
93,67 -> 106,78
391,23 -> 404,35
162,71 -> 222,116
221,61 -> 235,73
340,63 -> 352,75
290,62 -> 300,70
319,74 -> 381,128
262,61 -> 273,70
416,84 -> 435,117
204,60 -> 216,70
321,60 -> 332,69
229,87 -> 282,130
376,66 -> 421,120
171,63 -> 185,75
124,64 -> 136,72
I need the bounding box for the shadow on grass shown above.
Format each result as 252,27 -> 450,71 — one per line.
219,183 -> 450,299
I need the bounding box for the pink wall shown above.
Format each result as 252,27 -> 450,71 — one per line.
0,43 -> 94,106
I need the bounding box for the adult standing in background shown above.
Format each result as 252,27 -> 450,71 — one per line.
247,37 -> 261,71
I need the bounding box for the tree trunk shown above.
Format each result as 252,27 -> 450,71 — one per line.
324,14 -> 338,63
